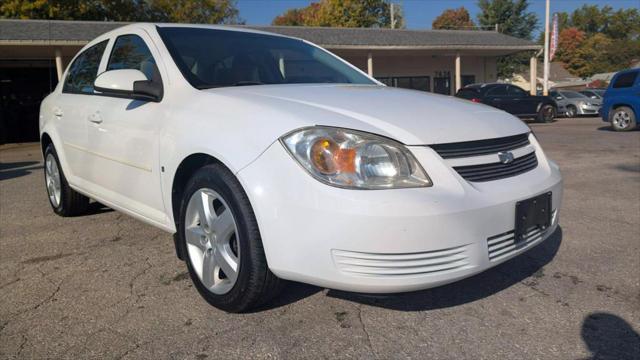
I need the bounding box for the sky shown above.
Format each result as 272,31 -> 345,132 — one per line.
237,0 -> 639,32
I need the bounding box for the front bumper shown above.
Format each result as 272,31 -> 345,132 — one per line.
237,136 -> 563,293
578,104 -> 601,115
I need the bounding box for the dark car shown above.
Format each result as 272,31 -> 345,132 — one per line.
601,69 -> 640,131
456,83 -> 556,123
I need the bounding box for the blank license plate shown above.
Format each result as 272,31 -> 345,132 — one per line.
515,192 -> 552,243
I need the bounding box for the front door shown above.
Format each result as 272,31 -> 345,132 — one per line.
85,31 -> 167,223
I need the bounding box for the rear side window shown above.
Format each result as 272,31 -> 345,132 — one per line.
508,86 -> 527,96
487,85 -> 508,96
612,71 -> 638,88
107,35 -> 159,81
63,40 -> 108,94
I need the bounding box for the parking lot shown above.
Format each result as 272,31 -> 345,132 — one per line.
1,117 -> 639,359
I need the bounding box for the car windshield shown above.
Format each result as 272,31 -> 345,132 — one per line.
157,27 -> 375,89
561,91 -> 587,99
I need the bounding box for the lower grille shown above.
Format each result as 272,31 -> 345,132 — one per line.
454,151 -> 538,182
332,245 -> 469,277
487,226 -> 547,261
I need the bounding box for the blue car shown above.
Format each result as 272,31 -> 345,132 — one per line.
601,69 -> 640,131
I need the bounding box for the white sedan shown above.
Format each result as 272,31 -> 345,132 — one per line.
40,24 -> 563,312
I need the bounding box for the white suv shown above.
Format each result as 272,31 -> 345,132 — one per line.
40,24 -> 563,312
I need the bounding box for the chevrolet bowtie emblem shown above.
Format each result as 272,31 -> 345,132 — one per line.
498,151 -> 515,164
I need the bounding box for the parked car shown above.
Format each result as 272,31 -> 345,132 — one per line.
549,90 -> 601,117
456,83 -> 556,123
601,68 -> 640,131
40,24 -> 563,312
579,89 -> 605,100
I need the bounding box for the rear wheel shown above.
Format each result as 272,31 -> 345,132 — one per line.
43,144 -> 89,216
610,106 -> 636,132
537,104 -> 555,123
177,164 -> 283,312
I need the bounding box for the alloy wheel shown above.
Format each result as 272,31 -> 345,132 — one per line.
184,188 -> 240,295
45,154 -> 62,208
613,110 -> 631,129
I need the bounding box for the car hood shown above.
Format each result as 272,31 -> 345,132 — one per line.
204,84 -> 530,145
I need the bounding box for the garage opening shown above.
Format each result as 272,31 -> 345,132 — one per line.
0,60 -> 58,144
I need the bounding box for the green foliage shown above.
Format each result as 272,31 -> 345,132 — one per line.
272,0 -> 402,28
554,5 -> 640,78
0,0 -> 242,24
432,7 -> 475,30
477,0 -> 538,78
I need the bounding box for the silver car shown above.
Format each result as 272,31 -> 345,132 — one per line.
550,90 -> 601,117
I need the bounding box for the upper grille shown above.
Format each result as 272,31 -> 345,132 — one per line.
332,245 -> 469,277
430,133 -> 530,159
453,151 -> 538,182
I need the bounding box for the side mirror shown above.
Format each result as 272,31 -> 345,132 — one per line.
94,69 -> 162,102
556,96 -> 563,100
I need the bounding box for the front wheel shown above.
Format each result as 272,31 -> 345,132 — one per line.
537,104 -> 555,123
565,105 -> 577,118
610,106 -> 637,132
177,164 -> 283,312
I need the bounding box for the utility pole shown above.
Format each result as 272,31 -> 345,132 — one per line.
390,3 -> 395,29
543,0 -> 550,96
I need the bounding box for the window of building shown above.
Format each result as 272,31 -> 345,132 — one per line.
374,76 -> 431,92
63,40 -> 108,94
433,71 -> 451,95
461,75 -> 476,87
107,35 -> 158,81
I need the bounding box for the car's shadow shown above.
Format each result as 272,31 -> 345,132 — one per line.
597,125 -> 639,132
260,227 -> 563,312
0,160 -> 42,181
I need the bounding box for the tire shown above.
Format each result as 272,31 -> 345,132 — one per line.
537,104 -> 555,123
610,106 -> 637,132
566,105 -> 577,118
43,144 -> 89,216
177,163 -> 283,312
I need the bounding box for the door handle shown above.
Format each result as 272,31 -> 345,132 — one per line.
53,108 -> 63,118
88,112 -> 103,124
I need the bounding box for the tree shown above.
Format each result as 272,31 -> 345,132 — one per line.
477,0 -> 538,78
271,0 -> 402,28
565,33 -> 613,78
432,7 -> 475,30
0,0 -> 242,23
555,27 -> 586,63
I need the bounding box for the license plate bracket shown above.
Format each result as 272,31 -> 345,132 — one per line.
515,192 -> 552,244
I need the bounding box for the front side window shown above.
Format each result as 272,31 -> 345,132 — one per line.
612,71 -> 638,89
157,27 -> 374,89
107,34 -> 159,81
63,40 -> 108,94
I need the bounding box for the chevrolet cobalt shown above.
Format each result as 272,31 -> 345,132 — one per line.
40,24 -> 563,312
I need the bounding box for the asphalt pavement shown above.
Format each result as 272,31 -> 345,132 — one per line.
1,117 -> 639,359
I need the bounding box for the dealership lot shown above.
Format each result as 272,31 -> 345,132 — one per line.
1,117 -> 638,359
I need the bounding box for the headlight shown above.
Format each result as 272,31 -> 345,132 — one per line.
280,126 -> 432,189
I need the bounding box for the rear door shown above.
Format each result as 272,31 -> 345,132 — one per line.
507,85 -> 537,115
54,40 -> 109,184
84,30 -> 168,223
484,85 -> 510,111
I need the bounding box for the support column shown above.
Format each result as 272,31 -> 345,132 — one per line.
454,53 -> 461,94
530,55 -> 537,95
54,48 -> 64,81
367,52 -> 373,77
